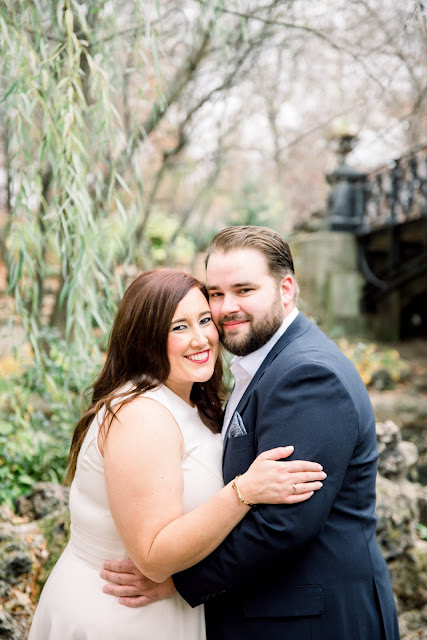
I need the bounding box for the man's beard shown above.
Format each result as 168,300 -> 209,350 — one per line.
218,293 -> 284,357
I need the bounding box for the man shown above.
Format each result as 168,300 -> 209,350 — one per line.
102,226 -> 399,639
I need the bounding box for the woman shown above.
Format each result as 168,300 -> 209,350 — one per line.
28,270 -> 325,640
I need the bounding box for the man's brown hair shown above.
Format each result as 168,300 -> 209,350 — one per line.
205,225 -> 299,299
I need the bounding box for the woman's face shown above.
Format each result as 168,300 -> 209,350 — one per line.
165,287 -> 219,400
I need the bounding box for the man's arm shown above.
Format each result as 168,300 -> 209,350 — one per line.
173,362 -> 360,607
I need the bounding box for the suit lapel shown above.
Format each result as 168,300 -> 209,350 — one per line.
222,312 -> 311,463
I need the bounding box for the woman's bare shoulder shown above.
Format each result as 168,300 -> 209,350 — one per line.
100,395 -> 183,457
113,394 -> 178,427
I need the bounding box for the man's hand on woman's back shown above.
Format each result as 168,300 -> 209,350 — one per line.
101,558 -> 176,607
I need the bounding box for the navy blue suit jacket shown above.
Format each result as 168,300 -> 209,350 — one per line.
173,313 -> 399,640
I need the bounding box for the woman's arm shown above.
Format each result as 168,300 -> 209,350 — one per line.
103,397 -> 325,583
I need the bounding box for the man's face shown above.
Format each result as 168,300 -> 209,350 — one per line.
206,248 -> 291,356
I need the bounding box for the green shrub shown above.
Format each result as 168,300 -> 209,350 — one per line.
0,340 -> 101,508
336,339 -> 409,390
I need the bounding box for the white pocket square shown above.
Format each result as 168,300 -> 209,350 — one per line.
228,411 -> 247,438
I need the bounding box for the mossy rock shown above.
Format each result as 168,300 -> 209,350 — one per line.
389,540 -> 427,611
399,604 -> 427,639
376,476 -> 418,559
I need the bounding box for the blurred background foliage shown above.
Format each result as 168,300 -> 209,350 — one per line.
0,0 -> 425,505
337,340 -> 410,390
0,343 -> 99,507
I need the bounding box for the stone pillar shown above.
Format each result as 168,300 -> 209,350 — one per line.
292,230 -> 365,335
369,291 -> 401,342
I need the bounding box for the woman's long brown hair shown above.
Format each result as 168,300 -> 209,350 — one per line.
65,269 -> 225,484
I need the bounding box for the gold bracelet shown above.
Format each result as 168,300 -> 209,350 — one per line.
231,475 -> 254,507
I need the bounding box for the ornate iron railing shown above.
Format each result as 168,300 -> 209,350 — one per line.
328,144 -> 427,234
361,145 -> 427,233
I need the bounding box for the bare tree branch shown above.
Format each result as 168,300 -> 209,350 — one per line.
192,0 -> 393,95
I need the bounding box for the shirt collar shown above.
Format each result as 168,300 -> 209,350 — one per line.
229,307 -> 299,380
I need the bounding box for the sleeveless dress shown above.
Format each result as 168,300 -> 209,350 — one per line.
28,384 -> 224,640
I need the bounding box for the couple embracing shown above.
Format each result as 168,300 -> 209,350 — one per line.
29,226 -> 399,640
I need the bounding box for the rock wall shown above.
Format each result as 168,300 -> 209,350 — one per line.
0,485 -> 70,640
375,420 -> 427,639
0,424 -> 426,639
371,389 -> 427,485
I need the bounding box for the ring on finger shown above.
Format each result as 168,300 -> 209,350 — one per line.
292,483 -> 297,495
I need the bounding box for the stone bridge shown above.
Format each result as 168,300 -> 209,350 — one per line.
293,141 -> 427,341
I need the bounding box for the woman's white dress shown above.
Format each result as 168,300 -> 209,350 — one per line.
28,385 -> 224,640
